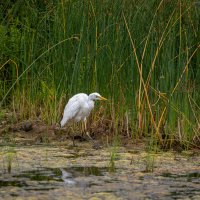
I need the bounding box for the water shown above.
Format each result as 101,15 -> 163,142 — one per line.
0,145 -> 199,199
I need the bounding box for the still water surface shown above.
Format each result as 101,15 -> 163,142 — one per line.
0,144 -> 199,199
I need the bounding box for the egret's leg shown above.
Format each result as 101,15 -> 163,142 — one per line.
72,130 -> 75,147
83,119 -> 87,132
81,121 -> 84,138
83,119 -> 101,149
83,119 -> 94,142
86,131 -> 93,141
70,125 -> 76,147
80,119 -> 100,149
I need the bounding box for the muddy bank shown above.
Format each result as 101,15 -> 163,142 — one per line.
1,118 -> 199,151
0,118 -> 134,148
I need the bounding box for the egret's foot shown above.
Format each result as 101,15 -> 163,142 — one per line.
69,143 -> 78,148
69,139 -> 77,148
85,132 -> 101,149
86,132 -> 93,140
72,136 -> 76,147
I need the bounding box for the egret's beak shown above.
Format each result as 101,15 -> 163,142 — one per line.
99,96 -> 107,101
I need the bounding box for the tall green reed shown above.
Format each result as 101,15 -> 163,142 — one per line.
0,0 -> 199,148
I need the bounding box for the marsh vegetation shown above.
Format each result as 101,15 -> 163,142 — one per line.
0,1 -> 200,199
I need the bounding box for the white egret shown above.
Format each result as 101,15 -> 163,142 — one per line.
60,92 -> 107,146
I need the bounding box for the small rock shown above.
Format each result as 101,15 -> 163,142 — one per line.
92,142 -> 102,150
21,122 -> 33,132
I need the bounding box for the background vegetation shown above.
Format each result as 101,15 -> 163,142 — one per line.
0,0 -> 200,149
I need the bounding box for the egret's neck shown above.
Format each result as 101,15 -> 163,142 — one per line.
88,95 -> 93,101
88,96 -> 95,109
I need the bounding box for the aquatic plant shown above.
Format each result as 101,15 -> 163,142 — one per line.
2,147 -> 17,173
108,150 -> 117,173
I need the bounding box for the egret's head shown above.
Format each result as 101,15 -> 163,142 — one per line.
89,93 -> 107,101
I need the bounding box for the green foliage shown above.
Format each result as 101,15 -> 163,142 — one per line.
0,0 -> 199,148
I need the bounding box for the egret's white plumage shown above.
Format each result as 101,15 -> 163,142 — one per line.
60,92 -> 107,127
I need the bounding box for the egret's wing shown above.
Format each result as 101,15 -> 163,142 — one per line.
60,95 -> 82,127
